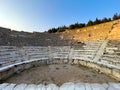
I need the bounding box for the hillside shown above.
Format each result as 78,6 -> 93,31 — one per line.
61,19 -> 120,41
0,19 -> 120,46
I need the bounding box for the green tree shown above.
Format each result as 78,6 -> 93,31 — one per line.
102,17 -> 108,23
86,20 -> 94,26
69,24 -> 75,29
93,18 -> 101,25
113,13 -> 119,20
48,28 -> 57,33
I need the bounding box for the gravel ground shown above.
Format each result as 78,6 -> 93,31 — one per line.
4,64 -> 118,86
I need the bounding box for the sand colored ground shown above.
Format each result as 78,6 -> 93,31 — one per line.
4,64 -> 118,86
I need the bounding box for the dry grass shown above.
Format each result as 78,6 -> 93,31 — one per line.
62,19 -> 120,41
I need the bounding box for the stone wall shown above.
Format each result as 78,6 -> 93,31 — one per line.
72,59 -> 120,81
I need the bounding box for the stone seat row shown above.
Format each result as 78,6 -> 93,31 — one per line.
73,49 -> 97,52
100,56 -> 120,66
72,55 -> 94,59
0,46 -> 70,51
0,46 -> 71,67
73,52 -> 96,55
0,46 -> 15,49
0,56 -> 49,67
103,54 -> 120,58
26,50 -> 49,53
84,44 -> 102,47
0,58 -> 31,67
0,58 -> 49,72
100,56 -> 120,61
0,53 -> 69,68
100,59 -> 120,67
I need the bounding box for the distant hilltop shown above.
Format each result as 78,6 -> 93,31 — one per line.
48,13 -> 120,33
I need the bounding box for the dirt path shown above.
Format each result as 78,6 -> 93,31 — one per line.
5,64 -> 118,86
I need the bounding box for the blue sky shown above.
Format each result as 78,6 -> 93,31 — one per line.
0,0 -> 120,32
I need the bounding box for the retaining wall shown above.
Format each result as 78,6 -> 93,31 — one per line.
72,59 -> 120,81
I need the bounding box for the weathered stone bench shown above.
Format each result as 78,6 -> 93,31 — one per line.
0,58 -> 49,80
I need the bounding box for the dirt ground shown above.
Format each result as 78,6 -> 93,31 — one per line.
5,64 -> 118,86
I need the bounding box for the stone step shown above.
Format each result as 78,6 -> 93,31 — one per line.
72,56 -> 92,60
51,51 -> 69,54
29,54 -> 49,56
101,56 -> 120,62
73,52 -> 96,55
100,60 -> 120,67
102,55 -> 120,58
29,57 -> 49,59
0,83 -> 120,90
83,47 -> 99,50
83,46 -> 100,49
73,55 -> 94,57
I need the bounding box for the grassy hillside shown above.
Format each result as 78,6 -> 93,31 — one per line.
62,19 -> 120,41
